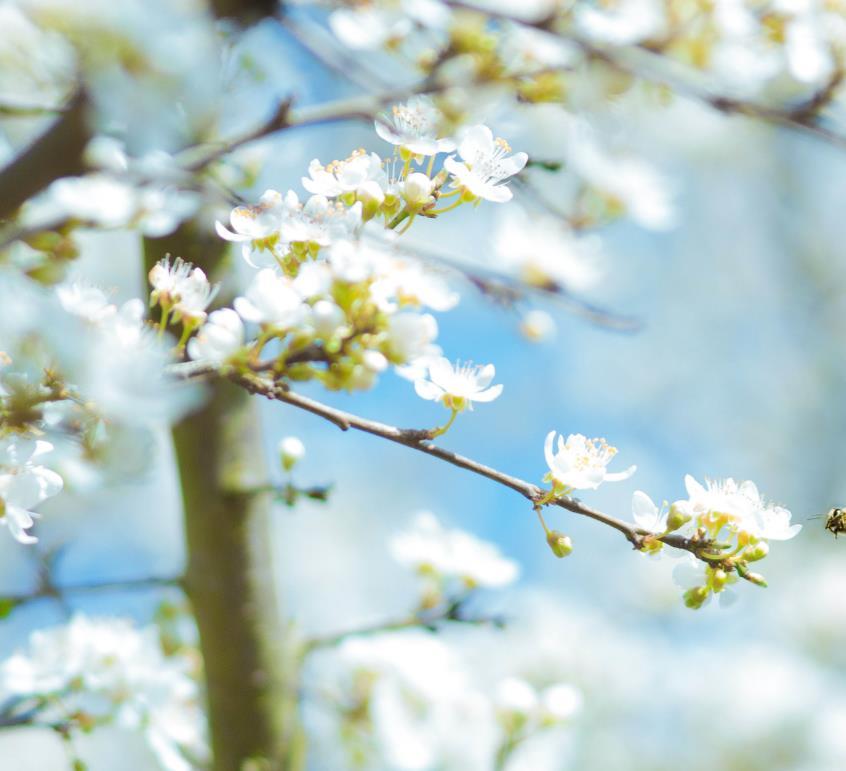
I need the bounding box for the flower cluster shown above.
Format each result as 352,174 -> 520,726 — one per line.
633,475 -> 801,608
173,97 -> 522,421
0,438 -> 62,544
149,255 -> 219,334
0,614 -> 207,771
390,511 -> 519,608
494,676 -> 582,738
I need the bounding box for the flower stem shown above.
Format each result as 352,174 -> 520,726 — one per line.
535,505 -> 551,535
387,209 -> 409,229
177,324 -> 193,351
158,307 -> 171,337
397,213 -> 416,235
426,154 -> 435,177
427,198 -> 464,216
429,408 -> 459,438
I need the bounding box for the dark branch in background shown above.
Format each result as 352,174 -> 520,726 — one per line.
395,238 -> 641,332
0,90 -> 89,223
227,373 -> 710,559
208,0 -> 277,23
305,598 -> 506,652
0,574 -> 183,618
443,0 -> 846,152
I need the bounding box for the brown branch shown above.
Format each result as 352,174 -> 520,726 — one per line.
444,0 -> 846,152
0,90 -> 89,223
1,574 -> 183,607
305,601 -> 505,652
229,373 -> 707,557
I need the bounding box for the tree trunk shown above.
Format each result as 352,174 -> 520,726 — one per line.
144,228 -> 302,771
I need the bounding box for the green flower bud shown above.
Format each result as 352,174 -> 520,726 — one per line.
666,503 -> 692,532
546,530 -> 573,558
745,571 -> 768,588
356,181 -> 385,221
743,542 -> 769,562
710,568 -> 729,592
683,585 -> 710,609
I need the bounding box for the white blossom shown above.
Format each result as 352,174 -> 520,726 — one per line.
444,125 -> 528,203
632,490 -> 667,531
306,299 -> 349,340
384,312 -> 439,363
0,439 -> 63,544
414,358 -> 503,411
389,511 -> 519,588
539,683 -> 583,723
494,676 -> 539,717
375,96 -> 456,156
279,436 -> 305,471
279,191 -> 362,246
215,189 -> 286,268
544,431 -> 636,491
520,309 -> 556,342
673,475 -> 801,541
494,206 -> 603,292
0,615 -> 206,771
56,282 -> 116,324
187,308 -> 245,364
575,0 -> 668,45
302,150 -> 387,199
369,256 -> 459,313
566,126 -> 675,230
234,269 -> 307,329
149,256 -> 218,324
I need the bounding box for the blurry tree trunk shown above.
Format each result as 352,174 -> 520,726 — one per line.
144,228 -> 303,771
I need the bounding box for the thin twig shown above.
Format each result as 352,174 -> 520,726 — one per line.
276,13 -> 396,93
305,605 -> 504,652
1,574 -> 183,606
229,373 -> 707,557
443,0 -> 846,152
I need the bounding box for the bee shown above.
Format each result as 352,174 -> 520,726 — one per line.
824,507 -> 846,538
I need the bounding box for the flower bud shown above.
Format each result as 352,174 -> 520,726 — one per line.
683,585 -> 710,609
520,310 -> 556,343
539,683 -> 582,725
310,300 -> 347,340
362,350 -> 388,373
546,530 -> 573,558
356,180 -> 385,220
666,503 -> 692,532
402,173 -> 434,210
495,677 -> 538,730
743,541 -> 769,562
744,571 -> 768,587
709,567 -> 729,591
279,436 -> 305,471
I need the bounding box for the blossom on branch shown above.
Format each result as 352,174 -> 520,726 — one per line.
0,439 -> 62,544
375,95 -> 456,157
187,308 -> 245,365
543,431 -> 636,492
414,358 -> 503,412
444,125 -> 528,203
390,511 -> 519,590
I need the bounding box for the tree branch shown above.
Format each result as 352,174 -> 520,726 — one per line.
0,90 -> 89,223
229,373 -> 708,558
0,574 -> 183,607
305,601 -> 505,652
444,0 -> 846,152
